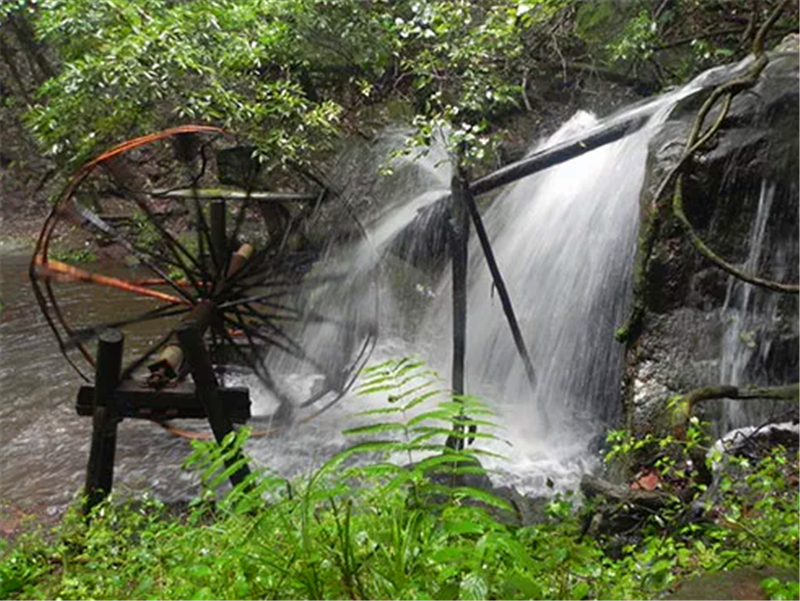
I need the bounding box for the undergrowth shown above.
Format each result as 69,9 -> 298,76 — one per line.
1,358 -> 797,600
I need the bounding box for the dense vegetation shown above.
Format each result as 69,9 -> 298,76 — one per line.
1,1 -> 798,599
1,359 -> 798,599
2,0 -> 797,173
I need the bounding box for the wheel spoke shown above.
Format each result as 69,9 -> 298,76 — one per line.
65,305 -> 191,347
105,178 -> 211,294
72,199 -> 201,303
30,275 -> 92,381
220,310 -> 295,408
226,306 -> 328,374
34,259 -> 189,305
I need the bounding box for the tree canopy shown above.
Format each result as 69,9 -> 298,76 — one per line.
1,0 -> 796,171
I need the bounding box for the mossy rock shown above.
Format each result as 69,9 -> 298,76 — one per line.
664,566 -> 799,600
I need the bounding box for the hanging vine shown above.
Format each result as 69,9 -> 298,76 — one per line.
616,0 -> 798,347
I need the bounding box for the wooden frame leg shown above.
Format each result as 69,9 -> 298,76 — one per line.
177,320 -> 251,488
84,329 -> 123,515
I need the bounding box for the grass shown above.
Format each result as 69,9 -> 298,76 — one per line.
1,358 -> 797,600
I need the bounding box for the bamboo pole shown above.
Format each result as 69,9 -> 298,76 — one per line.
151,189 -> 318,202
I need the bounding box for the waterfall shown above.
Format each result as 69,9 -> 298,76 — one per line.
413,107 -> 670,491
718,180 -> 793,432
242,55 -> 787,495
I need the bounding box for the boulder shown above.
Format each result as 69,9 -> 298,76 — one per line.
625,43 -> 799,437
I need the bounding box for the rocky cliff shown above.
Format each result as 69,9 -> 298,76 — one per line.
625,36 -> 799,436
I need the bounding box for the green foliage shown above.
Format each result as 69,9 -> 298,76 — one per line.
576,0 -> 797,87
605,421 -> 799,578
18,0 -> 571,169
1,358 -> 797,600
49,242 -> 96,263
762,575 -> 800,601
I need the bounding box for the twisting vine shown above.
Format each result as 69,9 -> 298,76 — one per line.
616,0 -> 798,346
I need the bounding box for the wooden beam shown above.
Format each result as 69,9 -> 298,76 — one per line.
470,115 -> 647,197
177,321 -> 251,488
76,381 -> 251,422
450,170 -> 469,400
462,174 -> 542,416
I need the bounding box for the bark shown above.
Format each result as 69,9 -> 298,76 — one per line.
7,13 -> 55,83
0,34 -> 32,105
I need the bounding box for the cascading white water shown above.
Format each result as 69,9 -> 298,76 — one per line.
718,180 -> 791,432
277,65 -> 744,495
413,110 -> 668,492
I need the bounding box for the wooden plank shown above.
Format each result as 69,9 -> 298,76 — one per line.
76,381 -> 251,423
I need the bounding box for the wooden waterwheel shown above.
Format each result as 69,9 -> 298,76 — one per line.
30,126 -> 378,433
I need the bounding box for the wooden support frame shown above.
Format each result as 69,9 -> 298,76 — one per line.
470,115 -> 646,197
176,320 -> 252,488
441,114 -> 647,439
84,329 -> 124,514
76,382 -> 251,422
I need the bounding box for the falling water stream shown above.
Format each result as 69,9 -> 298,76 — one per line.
0,57 -> 782,511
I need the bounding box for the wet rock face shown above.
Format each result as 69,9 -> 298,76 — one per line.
627,44 -> 799,435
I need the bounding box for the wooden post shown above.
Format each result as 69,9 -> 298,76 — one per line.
450,169 -> 469,399
210,200 -> 227,274
462,184 -> 539,389
446,168 -> 470,451
176,319 -> 251,488
84,328 -> 124,514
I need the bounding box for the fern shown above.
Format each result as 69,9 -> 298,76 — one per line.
329,357 -> 510,510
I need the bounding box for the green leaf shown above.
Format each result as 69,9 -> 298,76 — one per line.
460,572 -> 488,601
